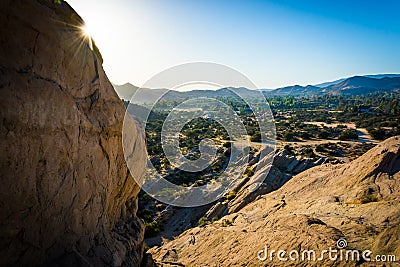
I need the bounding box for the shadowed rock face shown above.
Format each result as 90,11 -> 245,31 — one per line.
149,136 -> 400,266
0,0 -> 147,266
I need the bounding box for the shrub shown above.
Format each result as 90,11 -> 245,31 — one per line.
223,141 -> 231,148
301,147 -> 317,158
221,219 -> 233,227
198,217 -> 209,227
298,131 -> 310,140
244,167 -> 255,177
339,129 -> 358,141
250,131 -> 262,142
144,221 -> 159,238
318,130 -> 329,139
284,144 -> 292,151
284,131 -> 294,141
225,190 -> 237,201
368,128 -> 386,140
315,144 -> 326,152
359,194 -> 378,204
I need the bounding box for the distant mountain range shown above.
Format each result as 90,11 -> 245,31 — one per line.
266,74 -> 400,96
314,74 -> 400,88
113,83 -> 260,103
113,83 -> 171,103
113,74 -> 400,102
263,84 -> 321,96
322,75 -> 400,95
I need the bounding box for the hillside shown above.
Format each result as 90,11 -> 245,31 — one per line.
267,84 -> 321,96
113,83 -> 140,100
325,76 -> 400,95
149,136 -> 400,266
268,75 -> 400,96
314,74 -> 400,88
114,83 -> 172,103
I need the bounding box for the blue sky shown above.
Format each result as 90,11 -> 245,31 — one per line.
67,0 -> 400,89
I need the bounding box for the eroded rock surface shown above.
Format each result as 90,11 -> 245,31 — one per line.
205,147 -> 332,220
149,136 -> 400,266
0,0 -> 146,265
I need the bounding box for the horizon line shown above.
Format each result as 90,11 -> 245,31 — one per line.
113,72 -> 400,91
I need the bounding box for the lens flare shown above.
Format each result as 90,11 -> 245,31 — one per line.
80,24 -> 93,50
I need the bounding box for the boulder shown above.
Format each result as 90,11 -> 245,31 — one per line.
0,0 -> 147,265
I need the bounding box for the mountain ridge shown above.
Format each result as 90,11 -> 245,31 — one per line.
115,74 -> 400,101
114,83 -> 260,103
315,73 -> 400,88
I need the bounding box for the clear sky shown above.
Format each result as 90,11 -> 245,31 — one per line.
67,0 -> 400,89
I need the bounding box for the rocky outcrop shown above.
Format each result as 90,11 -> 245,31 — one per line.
273,149 -> 330,174
0,0 -> 146,266
149,136 -> 400,266
204,147 -> 331,220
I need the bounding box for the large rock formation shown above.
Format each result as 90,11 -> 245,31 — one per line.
144,147 -> 335,249
149,136 -> 400,266
203,147 -> 331,221
0,0 -> 147,265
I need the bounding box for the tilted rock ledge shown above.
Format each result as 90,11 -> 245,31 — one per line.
0,0 -> 147,265
149,136 -> 400,266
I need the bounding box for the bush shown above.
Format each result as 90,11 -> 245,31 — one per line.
225,190 -> 237,201
244,167 -> 254,177
223,141 -> 231,148
359,194 -> 378,204
368,128 -> 386,140
198,217 -> 209,227
301,147 -> 317,158
221,219 -> 233,227
298,131 -> 311,140
284,144 -> 292,151
339,129 -> 358,141
284,131 -> 294,141
250,131 -> 261,142
318,130 -> 329,139
144,221 -> 159,238
315,144 -> 326,152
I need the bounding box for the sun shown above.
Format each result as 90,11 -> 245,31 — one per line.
81,24 -> 92,38
80,23 -> 94,50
